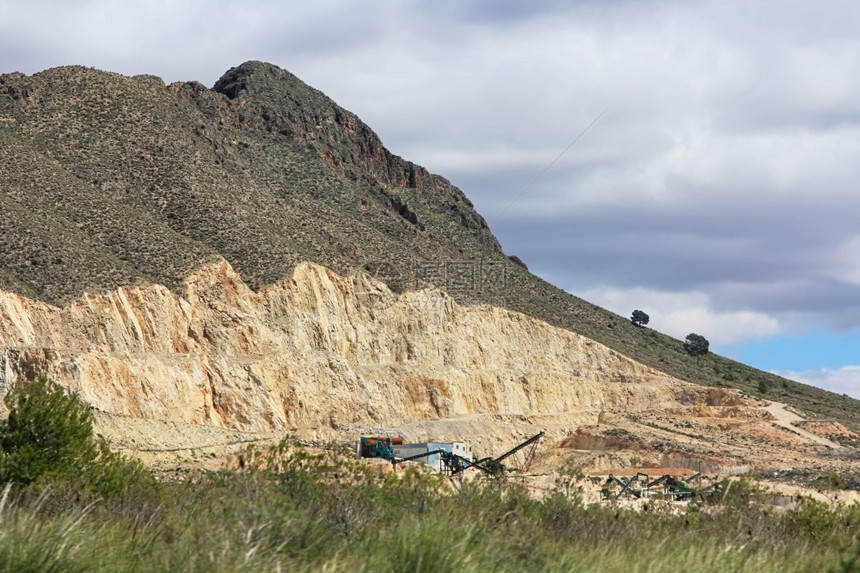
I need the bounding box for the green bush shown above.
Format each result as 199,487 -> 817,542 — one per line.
0,376 -> 153,496
758,379 -> 774,395
0,377 -> 97,485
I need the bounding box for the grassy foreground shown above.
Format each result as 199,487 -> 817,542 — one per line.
0,440 -> 857,573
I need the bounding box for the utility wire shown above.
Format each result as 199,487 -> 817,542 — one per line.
492,107 -> 609,224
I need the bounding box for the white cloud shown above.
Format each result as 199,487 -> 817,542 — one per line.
575,286 -> 782,345
493,121 -> 860,219
776,366 -> 860,400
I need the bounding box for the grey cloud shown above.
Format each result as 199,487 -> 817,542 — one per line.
491,208 -> 860,326
427,0 -> 581,24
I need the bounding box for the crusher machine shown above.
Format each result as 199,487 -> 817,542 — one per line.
357,431 -> 545,480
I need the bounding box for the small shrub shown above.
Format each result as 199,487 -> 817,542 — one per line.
553,458 -> 585,501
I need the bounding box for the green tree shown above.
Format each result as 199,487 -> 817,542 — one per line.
630,310 -> 650,327
757,379 -> 773,395
0,376 -> 152,494
0,377 -> 98,485
683,333 -> 709,365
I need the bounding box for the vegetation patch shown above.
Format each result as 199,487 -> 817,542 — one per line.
0,431 -> 856,571
0,384 -> 854,571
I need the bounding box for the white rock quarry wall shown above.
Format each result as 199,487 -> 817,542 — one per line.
0,259 -> 706,434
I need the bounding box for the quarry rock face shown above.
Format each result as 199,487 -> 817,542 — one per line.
0,260 -> 721,442
6,63 -> 850,437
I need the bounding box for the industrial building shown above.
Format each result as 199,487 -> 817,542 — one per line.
392,442 -> 473,470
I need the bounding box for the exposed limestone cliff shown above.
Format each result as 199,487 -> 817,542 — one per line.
0,259 -> 729,451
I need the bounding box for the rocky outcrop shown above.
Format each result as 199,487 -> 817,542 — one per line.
210,61 -> 435,192
0,259 -> 723,442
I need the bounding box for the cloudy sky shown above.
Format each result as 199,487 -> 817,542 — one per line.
3,0 -> 860,397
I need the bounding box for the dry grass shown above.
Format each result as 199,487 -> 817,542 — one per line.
0,441 -> 855,572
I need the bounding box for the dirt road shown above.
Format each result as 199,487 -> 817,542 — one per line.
763,401 -> 840,448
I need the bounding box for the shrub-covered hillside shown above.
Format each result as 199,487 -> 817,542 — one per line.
1,62 -> 858,430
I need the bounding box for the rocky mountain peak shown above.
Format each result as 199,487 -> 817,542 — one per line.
213,60 -> 308,100
210,61 -> 439,193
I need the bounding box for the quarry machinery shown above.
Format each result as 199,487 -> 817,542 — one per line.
600,474 -> 626,500
646,472 -> 702,500
439,452 -> 494,477
358,437 -> 449,469
392,448 -> 446,469
357,436 -> 403,460
599,472 -> 708,501
450,431 -> 546,479
613,472 -> 649,500
357,431 -> 545,479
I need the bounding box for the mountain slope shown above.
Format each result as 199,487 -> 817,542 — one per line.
0,62 -> 858,431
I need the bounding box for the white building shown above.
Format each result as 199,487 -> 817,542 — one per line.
392,442 -> 473,470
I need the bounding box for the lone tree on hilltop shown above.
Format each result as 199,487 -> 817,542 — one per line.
631,310 -> 650,327
683,333 -> 709,365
